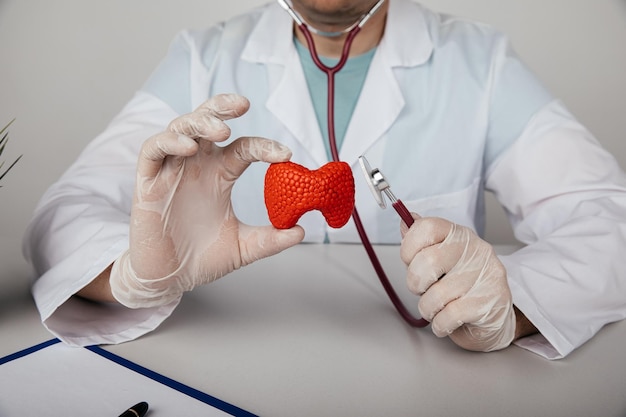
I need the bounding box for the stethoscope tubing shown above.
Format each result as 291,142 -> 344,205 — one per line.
296,19 -> 429,328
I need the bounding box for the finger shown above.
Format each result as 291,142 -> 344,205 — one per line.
221,137 -> 292,177
430,292 -> 503,338
416,267 -> 476,322
400,217 -> 453,265
405,243 -> 459,295
405,224 -> 473,295
168,94 -> 250,141
138,132 -> 199,178
238,224 -> 305,266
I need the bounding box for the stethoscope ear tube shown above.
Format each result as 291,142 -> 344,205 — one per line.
280,0 -> 428,328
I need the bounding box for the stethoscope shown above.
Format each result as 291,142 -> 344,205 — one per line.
277,0 -> 429,328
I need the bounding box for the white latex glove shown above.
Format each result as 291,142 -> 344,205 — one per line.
110,94 -> 305,308
400,214 -> 516,352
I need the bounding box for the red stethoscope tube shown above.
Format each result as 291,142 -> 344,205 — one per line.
296,18 -> 429,328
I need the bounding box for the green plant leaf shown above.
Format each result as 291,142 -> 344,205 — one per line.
0,154 -> 22,183
0,118 -> 14,136
0,119 -> 22,186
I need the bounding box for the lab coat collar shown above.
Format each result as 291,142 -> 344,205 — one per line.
379,0 -> 434,67
241,0 -> 434,167
241,2 -> 294,65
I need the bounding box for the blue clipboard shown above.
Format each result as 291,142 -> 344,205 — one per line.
0,339 -> 258,417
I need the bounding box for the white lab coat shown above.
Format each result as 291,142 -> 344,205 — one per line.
23,0 -> 626,358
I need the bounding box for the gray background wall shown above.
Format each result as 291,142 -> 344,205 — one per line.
1,0 -> 625,258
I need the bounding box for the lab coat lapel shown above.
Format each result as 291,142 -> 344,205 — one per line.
241,3 -> 328,167
241,0 -> 433,168
267,56 -> 328,166
339,0 -> 434,167
338,53 -> 404,167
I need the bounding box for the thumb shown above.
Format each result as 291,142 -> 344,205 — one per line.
239,225 -> 305,266
400,212 -> 421,237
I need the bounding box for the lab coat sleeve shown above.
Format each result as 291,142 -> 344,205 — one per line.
485,100 -> 626,359
22,91 -> 183,347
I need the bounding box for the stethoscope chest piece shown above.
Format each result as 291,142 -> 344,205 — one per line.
358,155 -> 388,208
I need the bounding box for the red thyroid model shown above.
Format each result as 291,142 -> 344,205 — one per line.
264,161 -> 355,229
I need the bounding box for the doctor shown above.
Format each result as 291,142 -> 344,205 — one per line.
23,0 -> 626,358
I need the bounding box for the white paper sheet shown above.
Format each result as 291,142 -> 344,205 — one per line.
0,340 -> 253,417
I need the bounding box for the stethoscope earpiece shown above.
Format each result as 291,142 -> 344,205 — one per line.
277,0 -> 386,38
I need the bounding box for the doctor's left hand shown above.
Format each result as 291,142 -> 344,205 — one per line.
400,215 -> 516,352
109,94 -> 305,309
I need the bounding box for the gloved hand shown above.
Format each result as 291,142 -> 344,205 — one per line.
400,214 -> 516,352
110,94 -> 305,309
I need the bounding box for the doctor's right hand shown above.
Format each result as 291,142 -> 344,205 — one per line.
109,94 -> 305,309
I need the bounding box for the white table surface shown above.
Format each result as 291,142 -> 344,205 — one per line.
2,239 -> 626,417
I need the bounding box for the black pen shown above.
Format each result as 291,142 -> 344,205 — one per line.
118,401 -> 149,417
